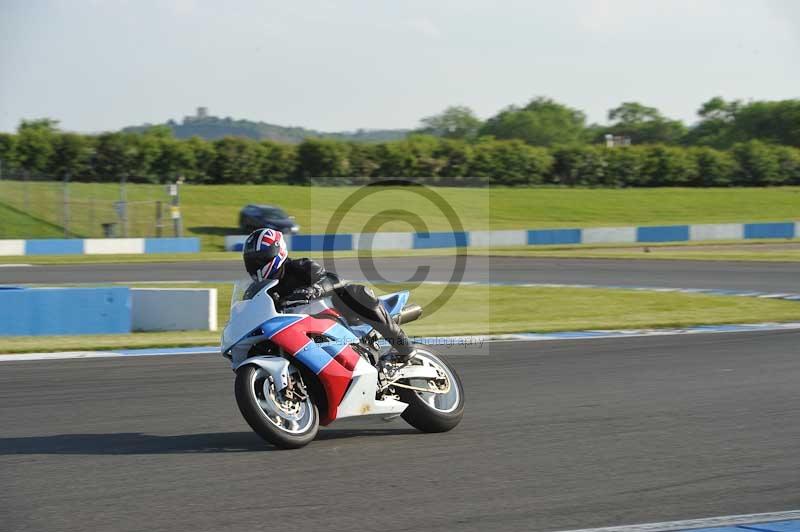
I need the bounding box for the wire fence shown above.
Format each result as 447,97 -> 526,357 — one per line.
0,174 -> 173,239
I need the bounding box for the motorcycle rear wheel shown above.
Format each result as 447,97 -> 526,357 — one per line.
396,346 -> 465,433
235,364 -> 319,449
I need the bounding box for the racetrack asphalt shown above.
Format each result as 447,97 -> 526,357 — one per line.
2,330 -> 799,532
2,256 -> 799,292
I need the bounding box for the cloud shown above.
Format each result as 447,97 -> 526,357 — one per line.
407,16 -> 442,38
170,0 -> 198,16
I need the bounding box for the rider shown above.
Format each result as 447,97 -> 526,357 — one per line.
242,228 -> 416,362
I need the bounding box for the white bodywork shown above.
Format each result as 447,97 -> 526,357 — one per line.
335,358 -> 408,419
222,279 -> 279,354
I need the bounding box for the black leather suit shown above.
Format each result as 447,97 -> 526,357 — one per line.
267,258 -> 414,356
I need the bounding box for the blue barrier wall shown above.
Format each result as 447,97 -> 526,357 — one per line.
527,229 -> 582,245
291,234 -> 353,252
0,287 -> 131,336
744,222 -> 796,239
413,231 -> 468,249
636,225 -> 690,243
25,239 -> 84,255
143,237 -> 201,254
1,238 -> 201,256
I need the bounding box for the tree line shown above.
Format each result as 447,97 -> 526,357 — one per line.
0,96 -> 798,188
418,97 -> 800,149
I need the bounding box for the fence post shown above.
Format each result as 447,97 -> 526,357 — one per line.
120,174 -> 128,238
89,197 -> 95,238
63,173 -> 71,238
23,171 -> 30,214
169,178 -> 183,237
155,200 -> 163,237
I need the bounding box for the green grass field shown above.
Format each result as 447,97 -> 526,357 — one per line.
2,283 -> 799,353
0,203 -> 65,238
2,181 -> 799,250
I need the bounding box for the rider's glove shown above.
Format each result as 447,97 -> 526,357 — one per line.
290,284 -> 324,301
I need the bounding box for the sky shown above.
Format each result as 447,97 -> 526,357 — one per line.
1,0 -> 799,134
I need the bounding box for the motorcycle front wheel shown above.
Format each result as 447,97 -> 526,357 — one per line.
396,345 -> 465,433
234,364 -> 319,449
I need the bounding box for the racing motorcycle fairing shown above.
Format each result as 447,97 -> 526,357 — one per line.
264,313 -> 363,424
223,280 -> 413,425
379,291 -> 410,318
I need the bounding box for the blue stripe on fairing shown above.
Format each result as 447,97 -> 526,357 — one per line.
527,229 -> 581,245
412,231 -> 468,249
262,315 -> 304,337
293,341 -> 333,374
744,222 -> 796,239
321,342 -> 348,359
321,322 -> 360,344
636,225 -> 690,242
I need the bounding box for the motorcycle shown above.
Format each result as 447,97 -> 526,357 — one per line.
221,278 -> 465,449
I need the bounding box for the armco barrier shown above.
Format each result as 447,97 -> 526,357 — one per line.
131,288 -> 217,332
222,220 -> 798,252
0,237 -> 200,256
0,287 -> 131,336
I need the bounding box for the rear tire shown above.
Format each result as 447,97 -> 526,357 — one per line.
235,364 -> 319,449
397,346 -> 464,433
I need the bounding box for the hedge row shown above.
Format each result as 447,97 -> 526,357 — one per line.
2,129 -> 799,187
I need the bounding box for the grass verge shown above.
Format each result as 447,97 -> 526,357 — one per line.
1,283 -> 799,353
2,182 -> 799,249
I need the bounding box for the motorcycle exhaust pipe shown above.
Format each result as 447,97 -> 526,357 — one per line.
394,304 -> 423,325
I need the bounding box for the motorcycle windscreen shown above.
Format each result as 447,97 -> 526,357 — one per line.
221,279 -> 279,353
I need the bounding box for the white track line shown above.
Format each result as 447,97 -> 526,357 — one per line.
551,510 -> 800,532
3,322 -> 800,362
0,351 -> 122,361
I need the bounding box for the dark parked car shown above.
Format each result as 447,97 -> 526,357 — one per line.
238,204 -> 299,234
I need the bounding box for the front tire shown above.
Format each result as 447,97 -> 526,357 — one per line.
397,346 -> 465,433
235,364 -> 319,449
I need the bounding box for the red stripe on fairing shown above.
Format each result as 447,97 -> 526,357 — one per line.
318,358 -> 353,425
334,345 -> 360,372
270,316 -> 313,355
268,314 -> 356,425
